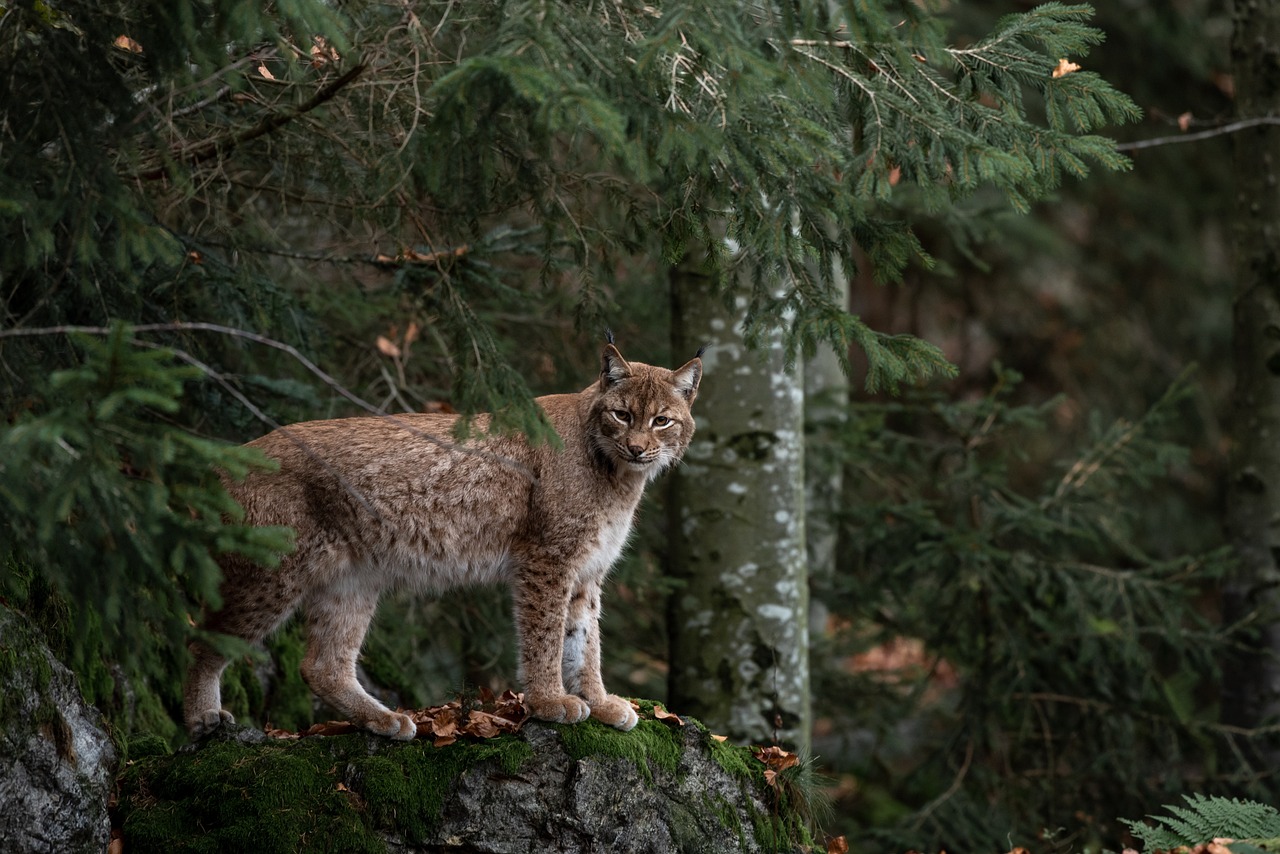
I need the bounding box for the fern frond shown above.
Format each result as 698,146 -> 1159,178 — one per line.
1122,794 -> 1280,851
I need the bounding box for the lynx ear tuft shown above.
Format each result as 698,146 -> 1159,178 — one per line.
672,357 -> 702,404
604,328 -> 616,345
600,343 -> 632,388
695,342 -> 709,359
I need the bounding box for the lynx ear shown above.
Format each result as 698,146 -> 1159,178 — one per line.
672,357 -> 702,405
600,343 -> 632,388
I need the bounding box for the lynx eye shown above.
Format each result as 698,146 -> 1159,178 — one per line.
652,415 -> 672,428
610,410 -> 632,425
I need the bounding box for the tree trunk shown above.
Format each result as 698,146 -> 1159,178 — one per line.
667,261 -> 811,752
804,266 -> 849,639
1223,0 -> 1280,758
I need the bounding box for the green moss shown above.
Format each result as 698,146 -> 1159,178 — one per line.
554,714 -> 683,783
262,620 -> 313,732
120,738 -> 377,854
126,732 -> 171,760
0,606 -> 58,732
130,682 -> 180,744
116,729 -> 534,852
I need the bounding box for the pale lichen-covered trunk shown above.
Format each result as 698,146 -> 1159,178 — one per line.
1223,0 -> 1280,752
667,264 -> 811,752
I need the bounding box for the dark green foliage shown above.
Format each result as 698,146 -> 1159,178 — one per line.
0,326 -> 293,720
0,0 -> 1140,742
813,369 -> 1238,850
1122,794 -> 1280,852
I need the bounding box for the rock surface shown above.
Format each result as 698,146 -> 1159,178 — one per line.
116,706 -> 814,853
0,606 -> 119,854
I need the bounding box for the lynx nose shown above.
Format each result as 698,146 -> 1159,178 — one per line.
627,443 -> 645,459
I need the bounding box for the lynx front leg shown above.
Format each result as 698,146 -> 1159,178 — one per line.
514,564 -> 591,725
301,586 -> 416,741
563,579 -> 639,731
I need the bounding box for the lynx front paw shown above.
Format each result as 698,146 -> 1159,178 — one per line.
527,693 -> 591,724
365,710 -> 417,741
188,708 -> 235,738
589,695 -> 639,731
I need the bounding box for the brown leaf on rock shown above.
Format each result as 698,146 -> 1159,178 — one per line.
265,691 -> 531,745
752,745 -> 800,786
653,704 -> 685,726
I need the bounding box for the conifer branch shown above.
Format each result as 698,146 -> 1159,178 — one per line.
145,339 -> 385,521
129,63 -> 367,181
0,323 -> 537,483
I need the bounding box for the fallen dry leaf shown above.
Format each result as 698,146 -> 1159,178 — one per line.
310,36 -> 341,67
1052,58 -> 1081,78
376,335 -> 401,358
653,704 -> 685,726
710,734 -> 729,743
260,690 -> 532,747
826,835 -> 849,854
752,744 -> 800,786
113,35 -> 143,53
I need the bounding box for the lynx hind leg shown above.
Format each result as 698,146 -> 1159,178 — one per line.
184,570 -> 301,739
184,640 -> 235,737
562,582 -> 638,732
300,587 -> 416,741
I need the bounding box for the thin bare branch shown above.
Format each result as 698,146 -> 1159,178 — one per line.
1115,116 -> 1280,151
0,322 -> 537,484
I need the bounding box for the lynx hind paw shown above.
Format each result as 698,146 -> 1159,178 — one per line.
189,709 -> 235,739
527,694 -> 591,725
366,711 -> 417,741
590,695 -> 639,731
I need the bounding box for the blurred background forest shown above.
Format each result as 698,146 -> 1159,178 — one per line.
0,0 -> 1271,851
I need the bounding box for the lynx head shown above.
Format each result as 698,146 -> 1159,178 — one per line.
587,343 -> 701,479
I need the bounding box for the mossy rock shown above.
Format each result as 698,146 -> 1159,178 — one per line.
114,708 -> 817,853
0,605 -> 119,854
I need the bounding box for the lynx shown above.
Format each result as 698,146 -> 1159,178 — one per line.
184,342 -> 701,740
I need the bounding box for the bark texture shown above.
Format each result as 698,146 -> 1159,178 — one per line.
0,606 -> 119,854
1224,0 -> 1280,747
668,264 -> 812,752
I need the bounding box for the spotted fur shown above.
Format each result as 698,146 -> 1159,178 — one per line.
183,344 -> 701,740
